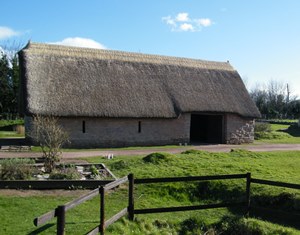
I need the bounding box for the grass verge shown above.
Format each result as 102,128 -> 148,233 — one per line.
1,150 -> 299,234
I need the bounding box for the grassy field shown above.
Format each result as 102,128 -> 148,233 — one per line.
0,119 -> 25,138
256,123 -> 300,144
1,150 -> 299,234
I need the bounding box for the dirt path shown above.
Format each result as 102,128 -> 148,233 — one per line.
1,143 -> 300,160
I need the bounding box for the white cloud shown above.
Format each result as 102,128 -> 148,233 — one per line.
162,16 -> 176,26
0,26 -> 19,40
196,18 -> 212,27
162,13 -> 213,32
176,13 -> 190,22
50,37 -> 106,49
180,23 -> 194,32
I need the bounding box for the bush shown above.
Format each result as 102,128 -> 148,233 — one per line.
143,152 -> 174,164
0,158 -> 34,180
49,167 -> 82,180
255,122 -> 272,133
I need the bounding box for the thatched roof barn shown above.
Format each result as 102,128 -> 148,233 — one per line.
19,42 -> 260,147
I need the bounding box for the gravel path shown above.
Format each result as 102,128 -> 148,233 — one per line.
1,143 -> 300,159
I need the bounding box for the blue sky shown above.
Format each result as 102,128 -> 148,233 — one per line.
1,0 -> 300,96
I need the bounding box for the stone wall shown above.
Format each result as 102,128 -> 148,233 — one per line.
225,114 -> 255,144
59,114 -> 190,148
24,113 -> 255,147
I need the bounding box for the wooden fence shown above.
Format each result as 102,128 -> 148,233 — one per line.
33,173 -> 300,235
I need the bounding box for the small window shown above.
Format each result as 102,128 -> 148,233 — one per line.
82,121 -> 86,133
138,121 -> 141,133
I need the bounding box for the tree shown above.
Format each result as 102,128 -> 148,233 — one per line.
249,80 -> 298,119
29,115 -> 70,172
0,41 -> 24,119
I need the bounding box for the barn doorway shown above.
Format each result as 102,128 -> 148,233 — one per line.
190,114 -> 223,144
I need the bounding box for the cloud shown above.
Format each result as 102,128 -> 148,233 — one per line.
176,13 -> 190,22
162,13 -> 213,32
50,37 -> 106,49
180,23 -> 194,32
0,26 -> 19,40
196,18 -> 212,27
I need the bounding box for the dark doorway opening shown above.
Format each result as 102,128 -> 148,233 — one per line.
190,114 -> 223,144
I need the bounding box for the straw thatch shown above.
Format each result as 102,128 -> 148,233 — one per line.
19,42 -> 260,118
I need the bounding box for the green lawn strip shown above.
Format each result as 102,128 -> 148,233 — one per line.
0,119 -> 24,128
30,144 -> 186,153
0,131 -> 24,138
0,195 -> 75,235
1,150 -> 300,234
256,123 -> 300,144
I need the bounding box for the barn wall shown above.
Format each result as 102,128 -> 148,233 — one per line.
59,114 -> 190,148
225,114 -> 255,144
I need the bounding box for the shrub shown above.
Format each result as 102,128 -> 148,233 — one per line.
28,115 -> 70,173
143,152 -> 174,164
255,122 -> 272,133
49,167 -> 82,180
0,158 -> 34,180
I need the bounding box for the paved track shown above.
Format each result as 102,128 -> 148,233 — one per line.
1,143 -> 300,159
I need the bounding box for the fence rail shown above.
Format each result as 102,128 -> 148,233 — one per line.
33,173 -> 300,235
251,178 -> 300,189
135,173 -> 247,184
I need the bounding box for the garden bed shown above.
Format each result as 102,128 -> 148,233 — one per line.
0,158 -> 118,189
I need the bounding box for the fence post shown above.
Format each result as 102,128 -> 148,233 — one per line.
100,186 -> 105,235
128,173 -> 134,221
56,205 -> 66,235
245,172 -> 251,216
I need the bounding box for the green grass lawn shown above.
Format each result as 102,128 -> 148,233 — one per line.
1,150 -> 300,234
256,123 -> 300,144
0,131 -> 24,138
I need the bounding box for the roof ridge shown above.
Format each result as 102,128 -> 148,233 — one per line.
23,42 -> 234,71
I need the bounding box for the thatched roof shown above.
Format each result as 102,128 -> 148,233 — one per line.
19,42 -> 260,118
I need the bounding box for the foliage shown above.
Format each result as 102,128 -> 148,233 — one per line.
255,122 -> 272,133
49,167 -> 82,180
249,80 -> 300,119
0,119 -> 24,128
0,158 -> 34,180
28,115 -> 70,172
254,122 -> 300,142
0,46 -> 21,118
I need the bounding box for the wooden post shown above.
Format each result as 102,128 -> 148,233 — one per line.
56,205 -> 66,235
245,172 -> 251,216
128,173 -> 134,221
100,186 -> 105,235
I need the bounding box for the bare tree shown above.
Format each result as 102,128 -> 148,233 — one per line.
29,115 -> 69,172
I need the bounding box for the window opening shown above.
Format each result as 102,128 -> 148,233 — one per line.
138,121 -> 141,133
82,121 -> 86,133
